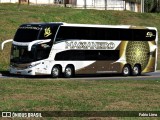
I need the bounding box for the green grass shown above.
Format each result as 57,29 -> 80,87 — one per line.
1,78 -> 160,111
0,3 -> 160,70
1,78 -> 160,120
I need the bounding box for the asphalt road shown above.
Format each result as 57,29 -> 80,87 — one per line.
0,71 -> 160,80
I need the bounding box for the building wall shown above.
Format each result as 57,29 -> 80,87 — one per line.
29,0 -> 54,4
76,0 -> 125,10
0,0 -> 18,3
0,0 -> 140,12
0,0 -> 57,4
107,0 -> 125,10
126,2 -> 140,12
75,0 -> 140,12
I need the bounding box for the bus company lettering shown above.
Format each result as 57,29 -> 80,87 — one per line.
19,26 -> 41,30
65,41 -> 115,50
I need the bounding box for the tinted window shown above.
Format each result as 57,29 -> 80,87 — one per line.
56,27 -> 83,41
132,29 -> 156,41
105,28 -> 120,40
14,26 -> 41,42
36,44 -> 51,60
55,50 -> 119,61
119,29 -> 132,40
11,45 -> 36,63
14,24 -> 60,42
55,26 -> 156,42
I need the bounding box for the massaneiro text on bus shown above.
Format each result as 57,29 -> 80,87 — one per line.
1,22 -> 158,78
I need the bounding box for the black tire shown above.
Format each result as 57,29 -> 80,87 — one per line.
64,65 -> 74,78
122,64 -> 131,76
132,64 -> 141,76
51,66 -> 61,78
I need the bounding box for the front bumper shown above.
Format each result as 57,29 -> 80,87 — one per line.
9,67 -> 36,75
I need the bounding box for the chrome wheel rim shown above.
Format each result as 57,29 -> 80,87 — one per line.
133,67 -> 139,75
52,67 -> 59,76
124,67 -> 129,75
66,68 -> 72,76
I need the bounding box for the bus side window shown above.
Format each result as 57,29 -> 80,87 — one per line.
119,29 -> 132,40
132,29 -> 156,41
56,27 -> 70,41
105,28 -> 120,40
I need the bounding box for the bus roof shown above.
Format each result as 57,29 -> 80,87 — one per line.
20,22 -> 64,27
62,23 -> 131,29
19,22 -> 157,30
62,23 -> 157,30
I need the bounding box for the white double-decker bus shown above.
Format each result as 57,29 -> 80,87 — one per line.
1,22 -> 158,78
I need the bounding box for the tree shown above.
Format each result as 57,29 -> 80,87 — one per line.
157,0 -> 160,12
144,0 -> 160,12
64,0 -> 66,7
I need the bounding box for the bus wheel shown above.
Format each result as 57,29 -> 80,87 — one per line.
132,64 -> 141,76
51,65 -> 61,78
122,64 -> 131,76
64,65 -> 74,78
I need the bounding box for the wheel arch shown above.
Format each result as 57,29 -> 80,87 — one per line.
65,64 -> 75,71
122,63 -> 132,71
133,63 -> 141,69
51,64 -> 62,74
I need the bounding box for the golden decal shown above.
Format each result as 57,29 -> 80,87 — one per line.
44,27 -> 52,37
126,41 -> 150,70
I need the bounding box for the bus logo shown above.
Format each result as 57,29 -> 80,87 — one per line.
2,112 -> 12,117
146,32 -> 155,37
44,27 -> 52,37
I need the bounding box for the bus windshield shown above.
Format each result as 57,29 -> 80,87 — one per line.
11,45 -> 36,63
14,26 -> 41,42
14,24 -> 60,42
11,44 -> 51,63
